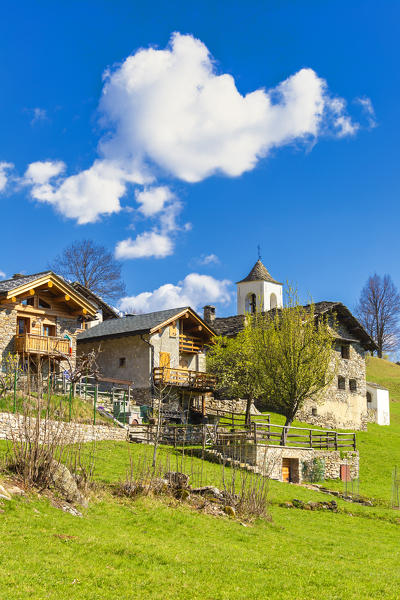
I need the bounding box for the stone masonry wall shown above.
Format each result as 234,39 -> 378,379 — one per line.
0,307 -> 17,366
297,325 -> 368,430
217,442 -> 359,482
0,412 -> 127,443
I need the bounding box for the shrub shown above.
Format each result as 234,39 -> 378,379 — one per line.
302,458 -> 325,483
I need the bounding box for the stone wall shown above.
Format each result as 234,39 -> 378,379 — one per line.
0,307 -> 17,366
217,442 -> 359,482
297,331 -> 368,430
205,396 -> 251,414
78,335 -> 151,389
0,412 -> 127,443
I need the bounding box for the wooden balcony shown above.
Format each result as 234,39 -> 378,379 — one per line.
15,333 -> 70,356
179,334 -> 204,353
153,367 -> 216,391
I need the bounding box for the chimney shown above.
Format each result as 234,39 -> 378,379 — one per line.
12,273 -> 23,279
203,305 -> 216,324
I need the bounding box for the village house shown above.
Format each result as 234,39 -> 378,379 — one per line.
203,259 -> 378,431
0,272 -> 99,374
77,307 -> 216,421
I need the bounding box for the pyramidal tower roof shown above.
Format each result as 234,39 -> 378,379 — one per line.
236,259 -> 282,285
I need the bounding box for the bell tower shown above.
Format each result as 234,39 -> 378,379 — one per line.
236,259 -> 283,315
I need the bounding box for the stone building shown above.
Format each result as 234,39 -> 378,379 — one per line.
203,259 -> 377,431
77,307 -> 216,419
0,271 -> 98,374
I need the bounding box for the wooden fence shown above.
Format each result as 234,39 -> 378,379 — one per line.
216,421 -> 356,451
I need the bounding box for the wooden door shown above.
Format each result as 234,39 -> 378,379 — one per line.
159,352 -> 170,381
282,458 -> 291,483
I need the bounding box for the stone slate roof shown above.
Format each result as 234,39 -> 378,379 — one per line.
71,282 -> 120,320
236,260 -> 281,285
0,271 -> 52,295
78,307 -> 189,342
211,301 -> 377,351
366,381 -> 389,391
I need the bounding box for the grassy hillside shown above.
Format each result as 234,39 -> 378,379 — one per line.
367,356 -> 400,401
1,439 -> 400,600
1,356 -> 400,599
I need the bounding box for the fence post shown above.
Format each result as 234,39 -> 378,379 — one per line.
353,433 -> 356,451
13,368 -> 17,413
69,384 -> 72,422
309,429 -> 312,448
93,384 -> 98,425
253,421 -> 257,445
335,432 -> 338,451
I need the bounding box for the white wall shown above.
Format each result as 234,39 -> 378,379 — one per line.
237,280 -> 283,315
366,383 -> 390,425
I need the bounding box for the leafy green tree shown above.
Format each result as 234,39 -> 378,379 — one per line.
207,330 -> 261,424
248,289 -> 337,444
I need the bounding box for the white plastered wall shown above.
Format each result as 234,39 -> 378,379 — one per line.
366,383 -> 390,425
237,280 -> 283,315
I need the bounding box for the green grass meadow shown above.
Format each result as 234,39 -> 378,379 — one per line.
0,356 -> 400,599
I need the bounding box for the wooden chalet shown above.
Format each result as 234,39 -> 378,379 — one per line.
0,271 -> 97,372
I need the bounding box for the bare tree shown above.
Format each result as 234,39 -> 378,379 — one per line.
355,274 -> 400,358
59,347 -> 102,389
51,239 -> 126,301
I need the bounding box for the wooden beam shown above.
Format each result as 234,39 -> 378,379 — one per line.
65,294 -> 70,301
29,289 -> 35,296
47,281 -> 53,288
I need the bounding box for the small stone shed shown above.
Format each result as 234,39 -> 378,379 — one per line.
366,382 -> 390,425
222,443 -> 359,483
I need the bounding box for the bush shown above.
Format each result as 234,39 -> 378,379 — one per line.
302,458 -> 325,483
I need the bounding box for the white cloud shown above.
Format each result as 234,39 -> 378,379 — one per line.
19,32 -> 365,256
24,159 -> 147,224
30,108 -> 47,124
115,230 -> 173,259
119,272 -> 232,313
115,185 -> 185,259
356,96 -> 377,128
198,253 -> 219,265
99,33 -> 358,184
24,160 -> 65,185
0,270 -> 5,279
135,186 -> 173,216
0,162 -> 13,192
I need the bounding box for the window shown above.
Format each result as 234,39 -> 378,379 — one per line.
169,321 -> 177,337
17,317 -> 30,335
338,376 -> 346,390
245,293 -> 257,314
21,297 -> 34,307
349,379 -> 357,392
42,325 -> 55,337
341,344 -> 350,359
119,357 -> 126,368
38,297 -> 51,309
367,391 -> 372,403
270,293 -> 277,309
312,407 -> 318,416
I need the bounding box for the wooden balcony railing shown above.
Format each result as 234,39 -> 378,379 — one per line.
179,334 -> 204,353
15,334 -> 70,356
153,367 -> 216,390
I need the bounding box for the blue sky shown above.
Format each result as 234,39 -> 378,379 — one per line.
0,1 -> 398,316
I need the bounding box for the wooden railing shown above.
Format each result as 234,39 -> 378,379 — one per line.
15,333 -> 70,356
153,367 -> 216,390
179,334 -> 203,353
216,421 -> 356,451
207,407 -> 271,427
